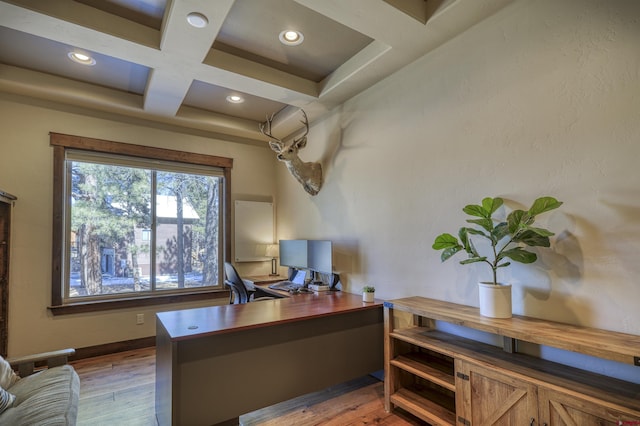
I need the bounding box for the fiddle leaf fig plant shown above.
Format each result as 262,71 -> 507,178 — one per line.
432,196 -> 562,285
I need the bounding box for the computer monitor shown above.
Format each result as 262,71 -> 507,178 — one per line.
278,239 -> 308,270
279,239 -> 332,274
308,240 -> 332,274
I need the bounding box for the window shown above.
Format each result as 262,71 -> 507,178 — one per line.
50,134 -> 232,313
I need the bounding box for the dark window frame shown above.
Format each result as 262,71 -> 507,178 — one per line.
49,133 -> 232,315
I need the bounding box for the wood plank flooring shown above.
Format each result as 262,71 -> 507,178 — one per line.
71,347 -> 425,425
72,347 -> 157,425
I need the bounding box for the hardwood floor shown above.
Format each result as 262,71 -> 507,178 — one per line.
71,347 -> 424,425
72,347 -> 157,425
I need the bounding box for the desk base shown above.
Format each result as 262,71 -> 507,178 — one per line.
156,300 -> 383,425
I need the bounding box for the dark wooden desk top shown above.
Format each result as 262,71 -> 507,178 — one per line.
157,292 -> 383,342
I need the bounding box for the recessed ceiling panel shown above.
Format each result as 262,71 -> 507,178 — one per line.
215,0 -> 373,82
183,80 -> 287,122
0,26 -> 149,94
74,0 -> 166,30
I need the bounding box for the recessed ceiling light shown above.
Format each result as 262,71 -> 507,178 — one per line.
187,12 -> 208,28
68,52 -> 96,66
279,30 -> 304,46
226,95 -> 244,104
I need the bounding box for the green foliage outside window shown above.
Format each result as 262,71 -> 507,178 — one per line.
67,156 -> 223,299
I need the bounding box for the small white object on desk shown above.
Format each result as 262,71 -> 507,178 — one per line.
309,284 -> 330,292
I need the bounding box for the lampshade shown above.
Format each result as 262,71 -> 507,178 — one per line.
265,244 -> 279,258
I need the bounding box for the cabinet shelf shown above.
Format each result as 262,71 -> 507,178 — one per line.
390,387 -> 455,425
391,352 -> 455,392
390,327 -> 489,360
387,329 -> 460,424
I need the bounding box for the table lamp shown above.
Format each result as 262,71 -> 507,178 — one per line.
265,244 -> 279,276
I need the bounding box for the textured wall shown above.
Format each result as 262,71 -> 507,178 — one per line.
275,0 -> 640,381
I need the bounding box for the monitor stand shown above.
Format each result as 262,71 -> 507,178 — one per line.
329,273 -> 341,291
309,271 -> 341,291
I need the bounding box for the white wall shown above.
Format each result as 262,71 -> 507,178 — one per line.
276,0 -> 640,382
0,96 -> 277,356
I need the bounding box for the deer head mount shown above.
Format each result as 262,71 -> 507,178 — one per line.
259,109 -> 323,196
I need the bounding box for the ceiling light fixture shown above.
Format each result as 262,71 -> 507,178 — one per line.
67,52 -> 96,66
278,30 -> 304,46
187,12 -> 208,28
226,95 -> 244,104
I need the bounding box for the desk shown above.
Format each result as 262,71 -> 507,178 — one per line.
155,292 -> 383,425
244,274 -> 287,285
245,275 -> 290,299
246,274 -> 321,298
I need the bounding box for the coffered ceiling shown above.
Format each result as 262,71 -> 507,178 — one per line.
0,0 -> 513,143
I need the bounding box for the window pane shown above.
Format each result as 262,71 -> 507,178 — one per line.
68,161 -> 152,297
53,135 -> 231,310
154,172 -> 221,291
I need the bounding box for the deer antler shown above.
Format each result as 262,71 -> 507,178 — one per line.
259,113 -> 284,151
291,110 -> 309,148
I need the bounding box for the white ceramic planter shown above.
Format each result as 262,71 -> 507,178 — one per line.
478,282 -> 512,318
363,292 -> 375,303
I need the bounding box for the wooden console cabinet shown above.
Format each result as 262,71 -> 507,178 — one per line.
384,297 -> 640,426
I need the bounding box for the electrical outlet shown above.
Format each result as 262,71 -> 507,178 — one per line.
136,313 -> 144,325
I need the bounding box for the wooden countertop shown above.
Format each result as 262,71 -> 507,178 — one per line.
157,292 -> 382,342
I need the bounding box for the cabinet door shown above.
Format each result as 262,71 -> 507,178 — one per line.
458,361 -> 538,426
539,387 -> 640,426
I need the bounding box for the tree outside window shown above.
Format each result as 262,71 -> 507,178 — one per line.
67,158 -> 223,298
50,133 -> 232,312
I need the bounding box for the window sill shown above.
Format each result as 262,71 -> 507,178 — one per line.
49,290 -> 229,315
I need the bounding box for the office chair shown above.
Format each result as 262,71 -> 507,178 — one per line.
224,262 -> 276,304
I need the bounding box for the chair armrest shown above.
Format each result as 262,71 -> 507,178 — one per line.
7,348 -> 76,377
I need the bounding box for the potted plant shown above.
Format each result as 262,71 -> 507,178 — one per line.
362,286 -> 375,302
432,196 -> 562,318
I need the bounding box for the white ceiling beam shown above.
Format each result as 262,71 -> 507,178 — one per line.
143,0 -> 234,116
142,69 -> 193,116
160,0 -> 233,60
318,40 -> 391,99
0,64 -> 264,140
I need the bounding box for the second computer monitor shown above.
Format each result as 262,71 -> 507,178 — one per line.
308,240 -> 332,274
